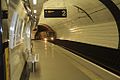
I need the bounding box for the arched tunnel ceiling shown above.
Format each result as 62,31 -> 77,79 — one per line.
38,0 -> 120,49
39,0 -> 120,25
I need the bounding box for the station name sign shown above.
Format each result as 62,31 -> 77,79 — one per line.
44,9 -> 67,18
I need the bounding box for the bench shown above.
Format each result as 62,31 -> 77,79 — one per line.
27,53 -> 39,72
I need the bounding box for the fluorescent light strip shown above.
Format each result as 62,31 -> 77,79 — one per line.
33,0 -> 37,5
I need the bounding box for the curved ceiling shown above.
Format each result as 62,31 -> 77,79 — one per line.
37,0 -> 120,49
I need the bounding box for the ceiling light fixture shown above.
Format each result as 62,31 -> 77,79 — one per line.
33,0 -> 37,5
34,10 -> 37,13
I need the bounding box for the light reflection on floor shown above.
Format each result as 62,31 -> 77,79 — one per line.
29,40 -> 91,80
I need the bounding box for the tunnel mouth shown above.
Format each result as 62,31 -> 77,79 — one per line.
33,24 -> 57,41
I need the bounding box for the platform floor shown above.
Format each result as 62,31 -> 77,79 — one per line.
29,40 -> 92,80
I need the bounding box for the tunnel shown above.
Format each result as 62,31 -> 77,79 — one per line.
33,24 -> 57,40
38,0 -> 120,75
0,0 -> 120,80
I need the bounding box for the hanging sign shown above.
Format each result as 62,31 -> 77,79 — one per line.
44,9 -> 67,18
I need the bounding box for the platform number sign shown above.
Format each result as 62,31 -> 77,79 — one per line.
44,9 -> 67,18
62,10 -> 66,16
